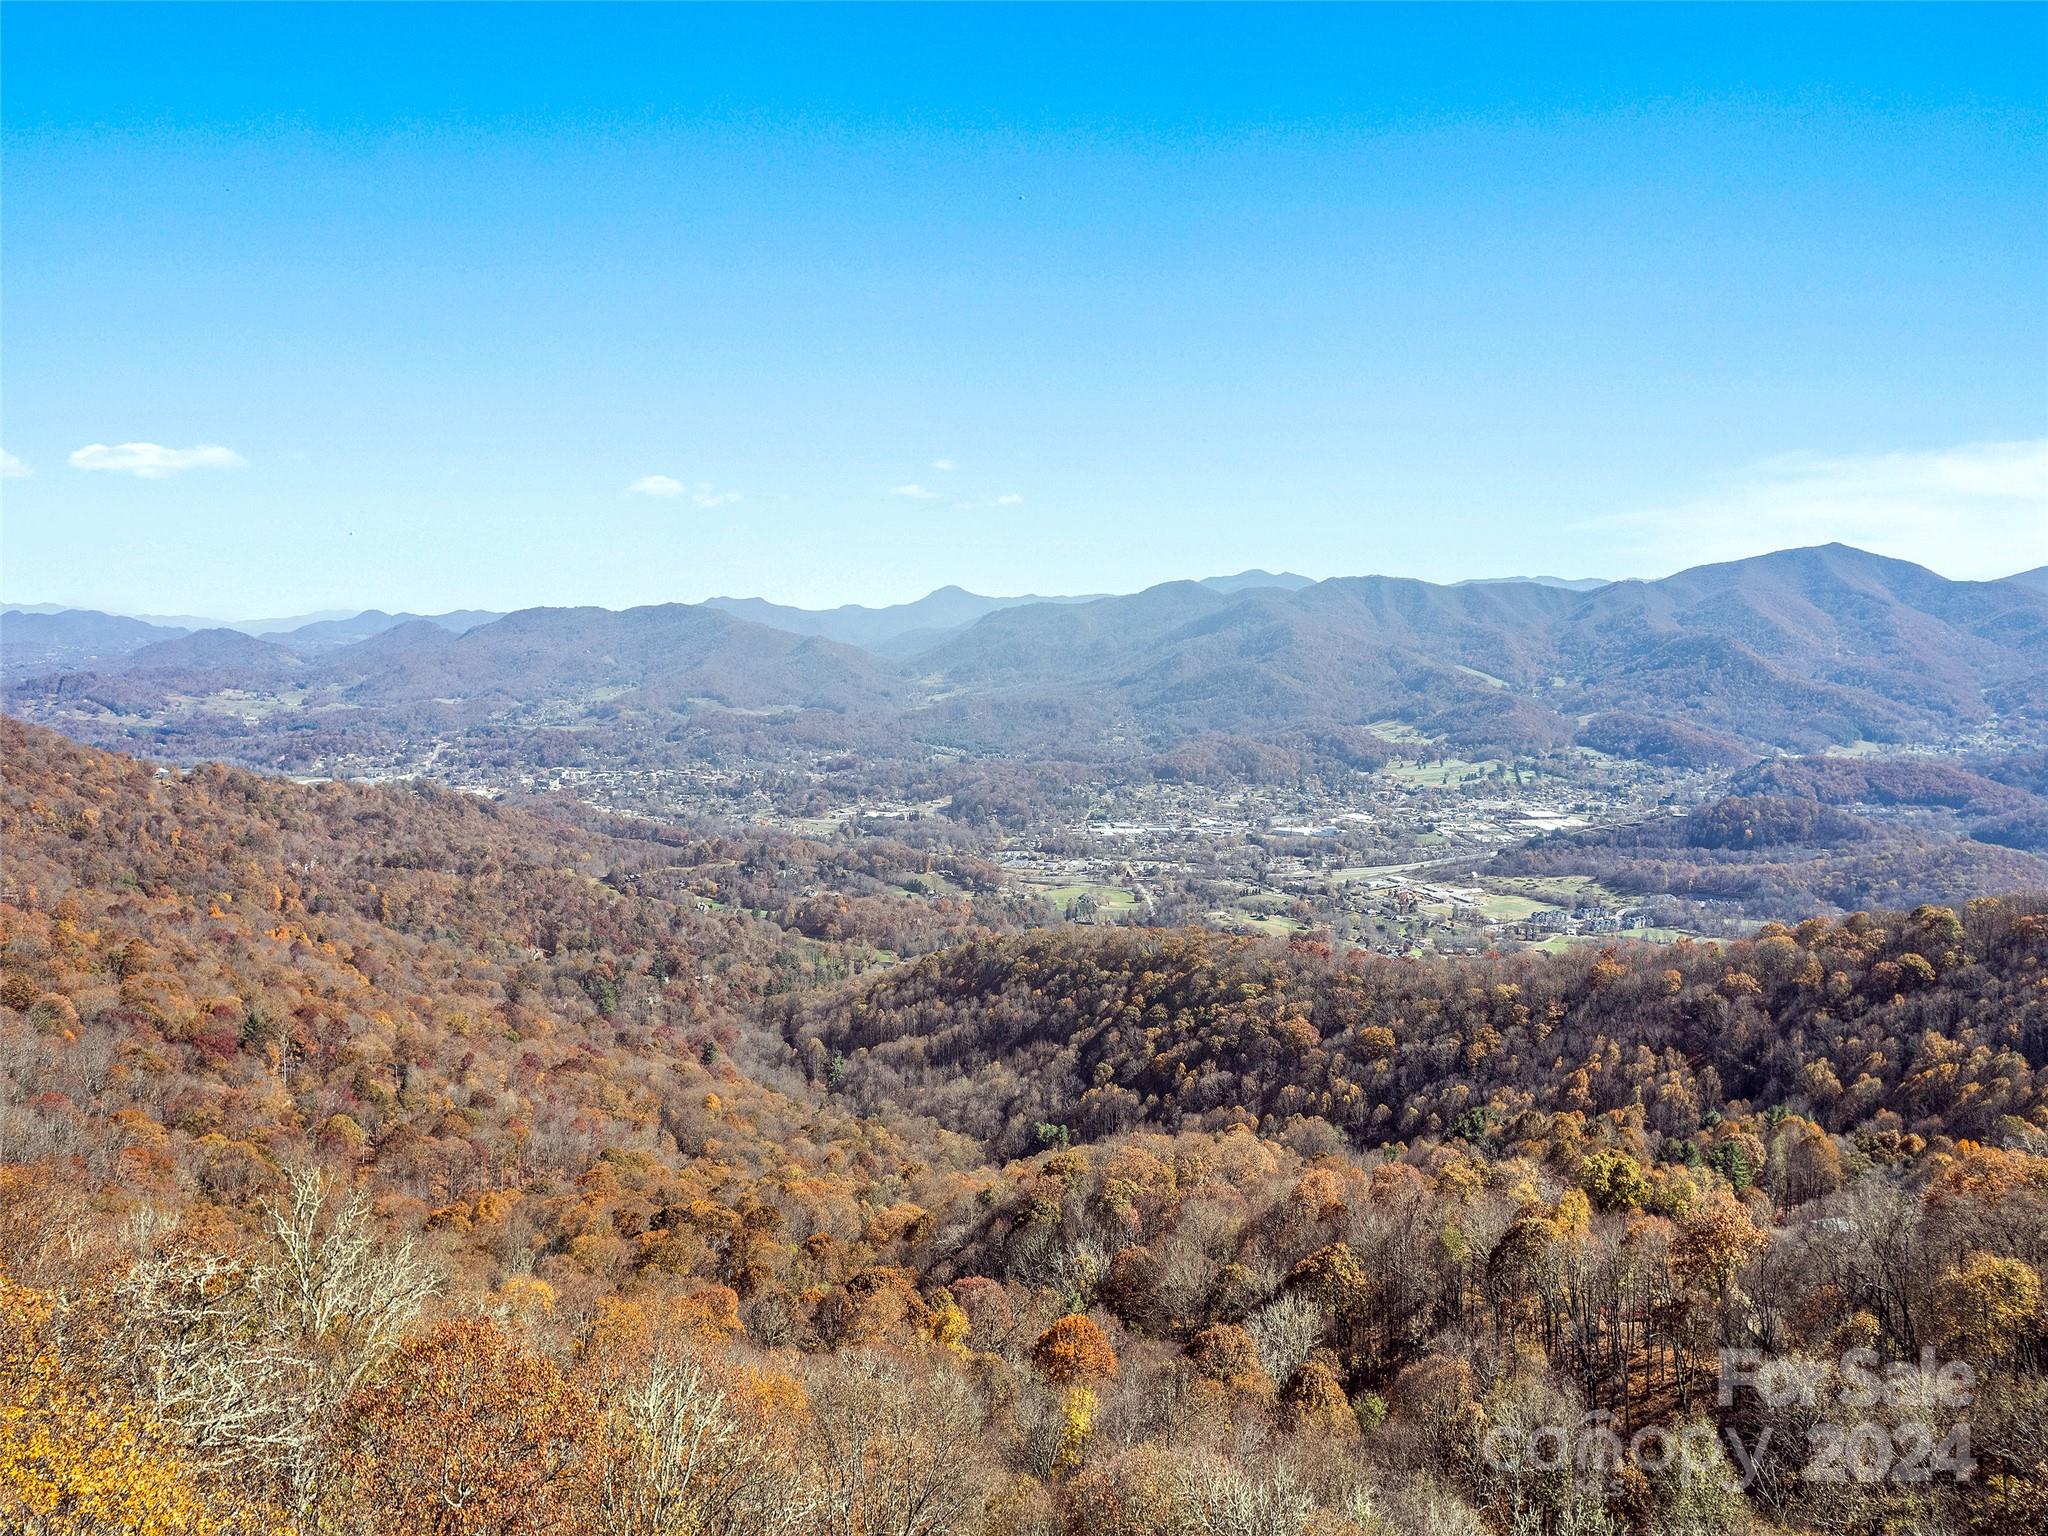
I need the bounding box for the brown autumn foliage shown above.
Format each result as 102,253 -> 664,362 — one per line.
2,719 -> 2047,1534
1029,1315 -> 1118,1387
337,1318 -> 600,1536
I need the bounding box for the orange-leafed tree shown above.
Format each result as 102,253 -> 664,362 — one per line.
338,1317 -> 599,1536
1672,1189 -> 1768,1329
1029,1315 -> 1118,1387
1030,1315 -> 1117,1474
1186,1324 -> 1270,1397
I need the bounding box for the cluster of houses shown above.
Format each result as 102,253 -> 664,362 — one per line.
1507,904 -> 1653,941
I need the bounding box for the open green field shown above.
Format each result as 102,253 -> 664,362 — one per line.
1206,909 -> 1305,937
174,688 -> 308,721
1468,891 -> 1551,921
1378,758 -> 1505,788
1363,719 -> 1440,744
1477,873 -> 1624,908
1034,881 -> 1140,915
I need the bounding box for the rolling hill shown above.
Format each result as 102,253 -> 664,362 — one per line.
905,545 -> 2048,755
334,602 -> 908,716
121,627 -> 306,679
0,607 -> 191,677
263,607 -> 503,650
5,545 -> 2044,771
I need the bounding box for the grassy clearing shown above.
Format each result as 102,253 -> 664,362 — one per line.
1238,913 -> 1305,936
1453,664 -> 1508,689
1206,909 -> 1304,936
1469,891 -> 1550,921
1479,874 -> 1622,908
1379,759 -> 1505,788
177,689 -> 306,720
1363,719 -> 1440,744
1035,881 -> 1140,914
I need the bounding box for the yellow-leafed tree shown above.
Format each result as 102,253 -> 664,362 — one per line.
0,1273 -> 279,1536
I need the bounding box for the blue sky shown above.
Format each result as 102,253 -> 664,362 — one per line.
3,2 -> 2044,617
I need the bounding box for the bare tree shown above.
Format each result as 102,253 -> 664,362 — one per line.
594,1353 -> 820,1536
1247,1290 -> 1328,1385
1178,1452 -> 1319,1536
107,1165 -> 439,1531
806,1350 -> 995,1536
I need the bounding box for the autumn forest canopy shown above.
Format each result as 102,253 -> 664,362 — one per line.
7,0 -> 2047,1525
0,715 -> 2046,1536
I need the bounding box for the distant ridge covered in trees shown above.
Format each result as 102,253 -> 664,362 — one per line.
9,544 -> 2046,771
781,905 -> 2048,1161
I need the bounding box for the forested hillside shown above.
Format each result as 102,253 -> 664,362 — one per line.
1489,791 -> 2048,916
781,915 -> 2048,1162
4,720 -> 2047,1535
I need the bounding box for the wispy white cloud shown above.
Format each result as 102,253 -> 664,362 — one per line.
890,483 -> 941,500
995,492 -> 1025,507
69,442 -> 246,478
629,474 -> 741,508
931,458 -> 957,472
0,450 -> 29,479
1578,438 -> 2048,580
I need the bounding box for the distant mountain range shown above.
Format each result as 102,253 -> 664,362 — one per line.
0,608 -> 185,676
0,606 -> 501,678
703,585 -> 1107,656
701,572 -> 1318,655
1455,574 -> 1610,592
0,569 -> 1356,662
6,547 -> 2045,768
0,603 -> 489,636
896,545 -> 2047,754
0,570 -> 1323,673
